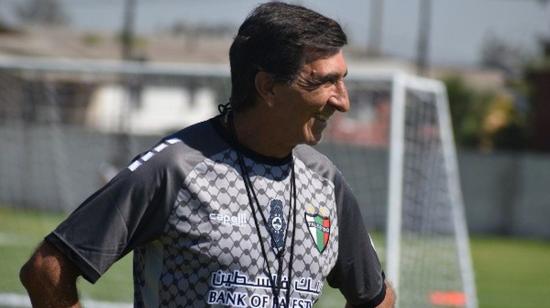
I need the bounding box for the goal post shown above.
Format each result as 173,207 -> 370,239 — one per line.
384,73 -> 478,308
437,83 -> 478,308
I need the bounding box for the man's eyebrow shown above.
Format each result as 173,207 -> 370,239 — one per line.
313,70 -> 348,83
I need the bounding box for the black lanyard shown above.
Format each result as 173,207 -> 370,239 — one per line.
227,113 -> 297,307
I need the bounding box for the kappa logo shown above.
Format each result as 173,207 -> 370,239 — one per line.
305,212 -> 331,253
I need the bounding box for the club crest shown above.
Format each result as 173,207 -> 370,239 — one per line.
305,212 -> 331,253
267,199 -> 286,250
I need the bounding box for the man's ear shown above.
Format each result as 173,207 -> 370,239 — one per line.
254,71 -> 276,107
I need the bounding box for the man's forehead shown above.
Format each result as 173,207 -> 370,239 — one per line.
300,52 -> 348,77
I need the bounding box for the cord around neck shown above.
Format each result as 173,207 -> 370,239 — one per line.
227,111 -> 297,307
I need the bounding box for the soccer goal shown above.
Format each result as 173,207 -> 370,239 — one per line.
0,57 -> 476,308
385,73 -> 477,308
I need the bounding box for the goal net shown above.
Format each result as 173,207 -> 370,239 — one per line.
387,75 -> 477,308
0,57 -> 476,308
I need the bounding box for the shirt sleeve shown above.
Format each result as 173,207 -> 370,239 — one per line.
45,142 -> 183,283
326,172 -> 386,308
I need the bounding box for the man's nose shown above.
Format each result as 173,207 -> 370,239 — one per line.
330,81 -> 350,112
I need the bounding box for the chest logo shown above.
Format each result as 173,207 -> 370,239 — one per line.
267,199 -> 286,250
305,213 -> 331,253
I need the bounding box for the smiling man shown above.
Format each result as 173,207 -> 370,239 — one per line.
20,2 -> 394,307
229,49 -> 349,158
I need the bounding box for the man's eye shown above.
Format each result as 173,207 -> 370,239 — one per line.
297,79 -> 323,91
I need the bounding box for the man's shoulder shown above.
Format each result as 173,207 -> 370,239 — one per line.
166,116 -> 217,144
294,144 -> 340,181
129,116 -> 228,172
294,144 -> 331,164
161,116 -> 228,156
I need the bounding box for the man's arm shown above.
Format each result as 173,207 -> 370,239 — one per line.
20,241 -> 81,308
345,281 -> 396,308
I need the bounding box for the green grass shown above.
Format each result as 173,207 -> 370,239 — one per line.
0,208 -> 65,295
1,207 -> 549,307
0,207 -> 134,302
471,236 -> 550,308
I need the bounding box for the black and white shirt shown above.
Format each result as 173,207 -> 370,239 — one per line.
46,116 -> 386,307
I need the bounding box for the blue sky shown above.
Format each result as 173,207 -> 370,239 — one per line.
1,0 -> 548,66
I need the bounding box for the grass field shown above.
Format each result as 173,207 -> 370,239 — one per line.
1,207 -> 549,307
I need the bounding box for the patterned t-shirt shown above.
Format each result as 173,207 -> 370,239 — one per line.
46,116 -> 385,308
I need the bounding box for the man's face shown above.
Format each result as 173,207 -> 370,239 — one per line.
271,50 -> 350,147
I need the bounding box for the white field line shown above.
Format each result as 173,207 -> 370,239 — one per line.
0,293 -> 132,308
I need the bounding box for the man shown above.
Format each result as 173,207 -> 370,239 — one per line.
20,2 -> 395,307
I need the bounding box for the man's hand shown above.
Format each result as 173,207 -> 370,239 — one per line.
376,281 -> 396,308
20,241 -> 81,308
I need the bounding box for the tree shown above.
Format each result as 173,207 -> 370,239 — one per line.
481,93 -> 527,151
444,76 -> 490,148
444,74 -> 531,151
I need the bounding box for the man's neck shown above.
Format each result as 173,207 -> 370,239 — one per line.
230,110 -> 293,159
